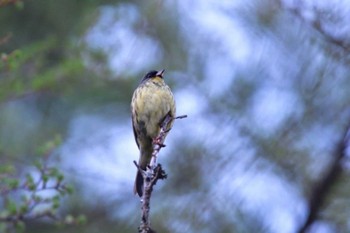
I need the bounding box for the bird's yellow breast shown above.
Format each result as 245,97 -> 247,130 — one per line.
132,77 -> 175,139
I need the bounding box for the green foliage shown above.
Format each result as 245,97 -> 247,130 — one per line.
0,37 -> 86,101
0,1 -> 125,233
0,50 -> 22,71
1,0 -> 350,232
0,137 -> 85,233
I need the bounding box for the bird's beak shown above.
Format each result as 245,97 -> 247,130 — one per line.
156,69 -> 165,77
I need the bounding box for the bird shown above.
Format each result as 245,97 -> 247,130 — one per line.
131,69 -> 176,197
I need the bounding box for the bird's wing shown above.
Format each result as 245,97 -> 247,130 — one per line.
132,116 -> 140,149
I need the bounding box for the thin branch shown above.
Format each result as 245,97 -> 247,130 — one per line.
0,0 -> 21,7
0,33 -> 12,46
138,164 -> 166,233
0,163 -> 72,226
174,115 -> 188,119
281,0 -> 350,52
297,121 -> 350,233
149,115 -> 188,168
134,114 -> 187,233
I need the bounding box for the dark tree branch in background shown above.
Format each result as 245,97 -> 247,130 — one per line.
134,114 -> 187,233
0,33 -> 12,46
0,0 -> 22,7
279,2 -> 350,232
281,0 -> 350,52
297,121 -> 350,233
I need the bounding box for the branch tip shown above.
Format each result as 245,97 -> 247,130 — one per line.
174,114 -> 187,119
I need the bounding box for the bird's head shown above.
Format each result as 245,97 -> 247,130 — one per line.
141,69 -> 164,83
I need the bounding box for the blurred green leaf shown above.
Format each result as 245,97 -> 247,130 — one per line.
6,199 -> 17,215
52,196 -> 60,209
15,0 -> 24,10
25,174 -> 35,191
64,185 -> 74,195
5,178 -> 19,189
77,215 -> 87,225
14,221 -> 25,233
19,204 -> 28,214
0,164 -> 15,174
64,215 -> 74,225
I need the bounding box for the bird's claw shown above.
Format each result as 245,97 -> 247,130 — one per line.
153,137 -> 166,147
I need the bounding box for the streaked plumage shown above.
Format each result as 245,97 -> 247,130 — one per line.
131,70 -> 176,197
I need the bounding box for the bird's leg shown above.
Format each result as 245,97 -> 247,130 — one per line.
134,160 -> 149,178
152,137 -> 166,147
133,161 -> 157,188
149,155 -> 157,169
152,113 -> 173,147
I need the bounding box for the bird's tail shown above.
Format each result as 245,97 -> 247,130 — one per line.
134,148 -> 152,197
134,170 -> 143,197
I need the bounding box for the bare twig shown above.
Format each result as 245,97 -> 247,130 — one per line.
0,157 -> 73,228
0,33 -> 12,46
138,164 -> 166,233
134,114 -> 187,233
297,121 -> 350,233
0,0 -> 20,7
280,0 -> 350,52
149,114 -> 187,167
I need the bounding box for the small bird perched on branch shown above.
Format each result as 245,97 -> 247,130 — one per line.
131,70 -> 176,197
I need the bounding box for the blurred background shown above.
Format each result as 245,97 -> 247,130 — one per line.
1,0 -> 350,233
